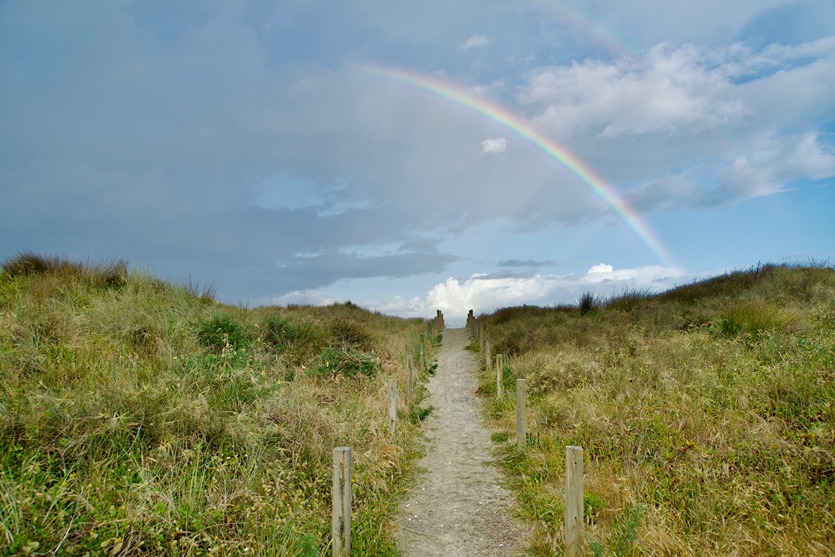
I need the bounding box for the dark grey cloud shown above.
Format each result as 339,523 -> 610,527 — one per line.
497,259 -> 555,268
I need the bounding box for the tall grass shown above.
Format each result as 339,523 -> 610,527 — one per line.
0,254 -> 435,556
474,264 -> 835,556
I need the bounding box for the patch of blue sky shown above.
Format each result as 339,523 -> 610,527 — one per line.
337,243 -> 412,259
735,1 -> 835,50
254,176 -> 322,211
650,183 -> 835,271
726,50 -> 827,86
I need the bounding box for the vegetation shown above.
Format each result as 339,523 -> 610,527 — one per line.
472,263 -> 835,556
0,253 -> 436,556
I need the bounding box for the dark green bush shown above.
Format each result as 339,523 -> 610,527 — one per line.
263,315 -> 324,363
579,291 -> 598,315
265,316 -> 314,347
196,315 -> 253,353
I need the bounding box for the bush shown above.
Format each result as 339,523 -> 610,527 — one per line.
1,251 -> 127,289
265,316 -> 305,348
579,291 -> 598,315
330,320 -> 373,350
195,315 -> 253,353
309,347 -> 377,379
263,315 -> 324,363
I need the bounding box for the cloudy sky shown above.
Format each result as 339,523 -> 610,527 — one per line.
2,1 -> 834,325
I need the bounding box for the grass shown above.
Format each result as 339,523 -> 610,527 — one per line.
0,253 -> 437,556
471,263 -> 835,556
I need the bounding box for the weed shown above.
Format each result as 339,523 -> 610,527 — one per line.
491,431 -> 510,443
584,493 -> 605,524
408,404 -> 433,424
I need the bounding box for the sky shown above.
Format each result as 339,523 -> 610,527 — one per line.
2,0 -> 834,327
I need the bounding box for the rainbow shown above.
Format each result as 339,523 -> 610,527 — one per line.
361,64 -> 675,267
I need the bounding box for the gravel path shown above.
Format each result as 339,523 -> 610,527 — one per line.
397,328 -> 525,556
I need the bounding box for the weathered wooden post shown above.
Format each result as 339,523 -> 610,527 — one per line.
565,446 -> 584,557
516,378 -> 526,451
496,354 -> 503,400
419,334 -> 426,369
388,380 -> 397,435
485,336 -> 492,369
408,357 -> 414,402
332,447 -> 352,557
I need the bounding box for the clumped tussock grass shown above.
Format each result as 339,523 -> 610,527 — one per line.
474,264 -> 835,556
0,255 -> 435,556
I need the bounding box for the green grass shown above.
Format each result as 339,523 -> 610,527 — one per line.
0,253 -> 437,556
472,263 -> 835,556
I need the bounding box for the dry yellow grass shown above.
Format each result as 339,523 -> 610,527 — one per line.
0,253 -> 439,556
475,264 -> 835,556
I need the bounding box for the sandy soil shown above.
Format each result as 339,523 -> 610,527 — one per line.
397,328 -> 525,556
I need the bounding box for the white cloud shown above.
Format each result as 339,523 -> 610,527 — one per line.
362,264 -> 686,326
271,264 -> 692,327
515,37 -> 835,211
521,43 -> 752,139
713,132 -> 835,202
587,263 -> 614,273
461,34 -> 490,50
259,290 -> 339,307
480,137 -> 507,154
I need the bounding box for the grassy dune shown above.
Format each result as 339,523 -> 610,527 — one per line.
0,253 -> 436,556
473,264 -> 834,555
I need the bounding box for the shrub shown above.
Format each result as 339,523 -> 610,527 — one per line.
263,315 -> 324,364
579,291 -> 598,315
309,347 -> 377,379
195,315 -> 253,353
1,251 -> 127,289
330,320 -> 373,350
2,251 -> 65,276
265,316 -> 314,348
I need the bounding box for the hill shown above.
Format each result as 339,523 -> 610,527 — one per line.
0,253 -> 436,556
472,263 -> 834,555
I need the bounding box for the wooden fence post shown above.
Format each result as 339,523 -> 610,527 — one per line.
388,380 -> 397,435
516,378 -> 526,451
419,334 -> 426,369
496,354 -> 503,400
565,446 -> 584,557
485,337 -> 492,369
332,447 -> 352,557
408,357 -> 414,402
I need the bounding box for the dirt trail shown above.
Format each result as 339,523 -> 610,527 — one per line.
397,328 -> 525,556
